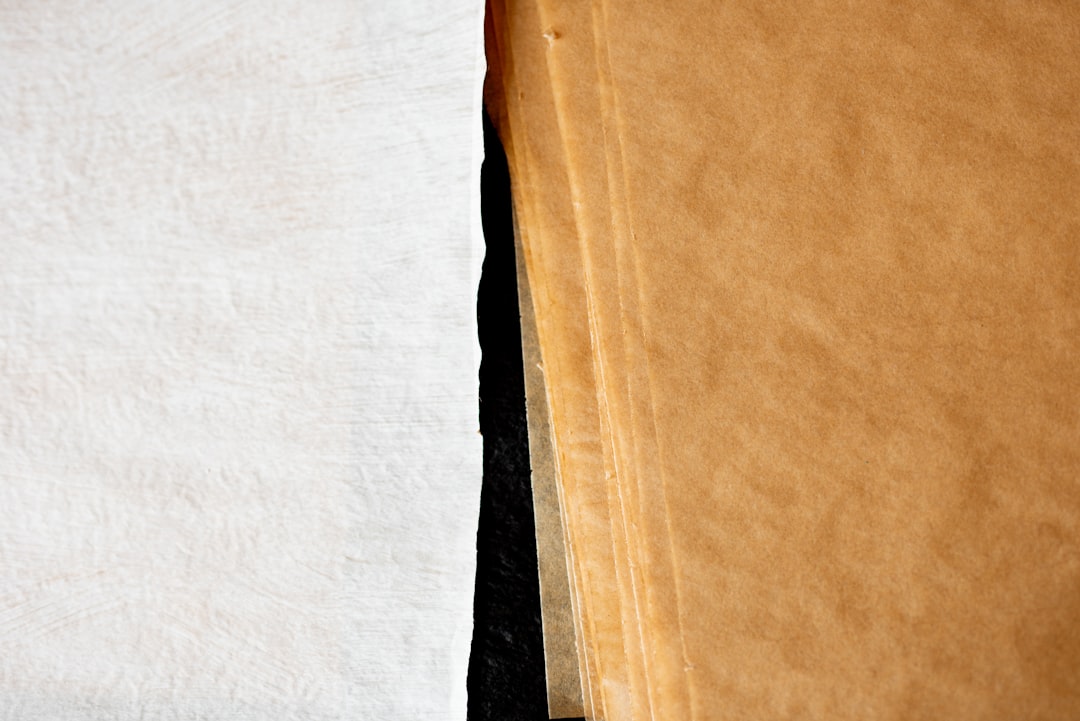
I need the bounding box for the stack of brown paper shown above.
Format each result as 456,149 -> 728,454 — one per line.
487,1 -> 1080,719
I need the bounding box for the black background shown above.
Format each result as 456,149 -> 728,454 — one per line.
468,110 -> 586,721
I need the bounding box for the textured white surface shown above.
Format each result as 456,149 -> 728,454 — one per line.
0,2 -> 484,719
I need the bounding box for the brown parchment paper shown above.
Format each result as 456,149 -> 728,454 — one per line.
514,208 -> 587,718
530,2 -> 685,718
485,12 -> 595,717
599,1 -> 1080,719
520,6 -> 653,721
491,0 -> 1080,719
488,2 -> 631,717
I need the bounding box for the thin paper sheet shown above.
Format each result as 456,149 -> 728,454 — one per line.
0,2 -> 484,719
514,218 -> 586,719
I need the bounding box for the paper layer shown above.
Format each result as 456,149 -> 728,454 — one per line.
0,2 -> 484,719
488,0 -> 1080,718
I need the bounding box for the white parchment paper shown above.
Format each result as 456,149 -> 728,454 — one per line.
0,2 -> 484,719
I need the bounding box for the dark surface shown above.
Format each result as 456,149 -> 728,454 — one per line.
467,109 -> 546,721
469,111 -> 585,721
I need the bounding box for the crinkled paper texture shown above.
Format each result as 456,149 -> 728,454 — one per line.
0,2 -> 484,719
